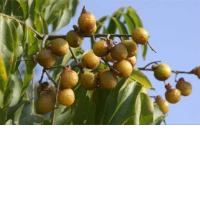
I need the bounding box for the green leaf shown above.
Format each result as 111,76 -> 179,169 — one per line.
153,104 -> 165,125
123,13 -> 136,33
108,82 -> 142,125
111,17 -> 129,35
130,69 -> 153,89
139,93 -> 154,125
142,44 -> 148,60
127,7 -> 143,28
0,56 -> 8,92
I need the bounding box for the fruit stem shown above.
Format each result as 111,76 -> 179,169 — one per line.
147,42 -> 157,53
44,70 -> 57,86
141,61 -> 162,70
51,76 -> 61,125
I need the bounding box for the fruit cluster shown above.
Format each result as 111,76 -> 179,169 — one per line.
35,7 -> 194,116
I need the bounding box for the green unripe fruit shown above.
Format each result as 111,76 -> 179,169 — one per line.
155,96 -> 169,114
50,38 -> 69,56
114,60 -> 133,78
153,63 -> 172,81
104,53 -> 114,63
99,70 -> 117,90
176,78 -> 192,96
80,72 -> 96,90
60,67 -> 78,89
110,43 -> 128,61
58,89 -> 75,106
165,84 -> 181,104
93,40 -> 109,57
66,30 -> 83,48
37,49 -> 56,68
81,50 -> 100,69
132,27 -> 149,45
122,40 -> 137,57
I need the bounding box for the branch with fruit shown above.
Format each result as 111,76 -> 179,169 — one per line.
31,6 -> 200,124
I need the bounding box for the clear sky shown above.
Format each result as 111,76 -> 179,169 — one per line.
58,0 -> 200,124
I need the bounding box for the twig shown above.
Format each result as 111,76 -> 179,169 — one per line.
138,67 -> 194,75
39,69 -> 45,84
147,41 -> 157,53
51,76 -> 61,125
69,47 -> 79,64
140,61 -> 161,70
44,70 -> 57,86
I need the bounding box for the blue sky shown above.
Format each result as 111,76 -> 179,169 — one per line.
58,0 -> 200,124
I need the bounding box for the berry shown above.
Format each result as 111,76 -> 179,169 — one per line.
132,27 -> 149,45
114,60 -> 133,78
78,9 -> 97,36
192,66 -> 200,79
81,50 -> 100,69
104,53 -> 114,63
165,84 -> 181,104
176,78 -> 192,96
110,43 -> 128,61
155,96 -> 169,114
122,40 -> 137,57
80,71 -> 96,90
35,85 -> 56,114
128,56 -> 137,67
66,30 -> 83,48
99,70 -> 117,90
58,89 -> 75,106
37,48 -> 56,68
50,38 -> 69,56
60,67 -> 78,89
153,63 -> 172,81
93,40 -> 109,57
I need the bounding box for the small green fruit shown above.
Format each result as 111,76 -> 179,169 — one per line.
58,89 -> 75,106
176,78 -> 192,96
110,43 -> 128,61
66,30 -> 83,48
165,84 -> 181,104
50,38 -> 69,56
93,40 -> 109,57
155,96 -> 169,114
37,49 -> 56,68
78,10 -> 97,36
114,60 -> 133,78
132,27 -> 149,45
153,63 -> 172,81
81,50 -> 100,69
60,67 -> 78,89
122,40 -> 137,57
99,70 -> 117,90
80,72 -> 96,90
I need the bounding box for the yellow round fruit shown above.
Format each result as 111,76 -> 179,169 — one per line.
80,72 -> 96,90
176,78 -> 192,96
78,11 -> 96,36
153,63 -> 172,81
60,68 -> 78,89
50,38 -> 69,56
58,89 -> 75,106
128,56 -> 137,67
122,40 -> 137,57
99,70 -> 117,90
66,30 -> 83,48
132,27 -> 149,45
37,49 -> 56,68
165,86 -> 181,104
110,43 -> 128,61
93,40 -> 109,57
81,50 -> 100,69
114,60 -> 133,78
155,96 -> 169,114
